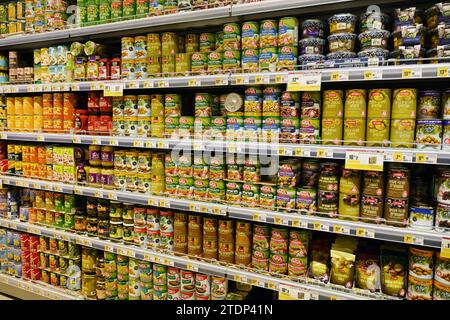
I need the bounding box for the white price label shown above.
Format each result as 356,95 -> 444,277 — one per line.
104,83 -> 124,97
415,153 -> 438,164
279,284 -> 310,300
345,150 -> 384,171
287,72 -> 321,91
441,237 -> 450,259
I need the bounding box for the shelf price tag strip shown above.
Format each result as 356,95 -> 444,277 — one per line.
441,237 -> 450,259
345,150 -> 384,171
286,72 -> 321,91
104,83 -> 123,97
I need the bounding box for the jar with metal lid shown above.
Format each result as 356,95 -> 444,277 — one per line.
96,256 -> 105,278
96,280 -> 106,300
109,201 -> 123,219
98,219 -> 110,238
82,247 -> 98,273
86,198 -> 98,216
74,214 -> 87,233
123,222 -> 134,243
86,216 -> 98,236
110,218 -> 123,242
75,109 -> 88,133
122,203 -> 134,221
82,274 -> 97,299
97,199 -> 109,220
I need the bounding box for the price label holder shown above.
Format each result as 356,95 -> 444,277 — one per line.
0,133 -> 7,139
188,79 -> 201,87
145,141 -> 157,148
415,153 -> 437,164
53,185 -> 63,193
402,68 -> 422,79
278,147 -> 293,156
235,75 -> 249,85
275,75 -> 285,83
107,192 -> 117,200
127,81 -> 139,89
71,84 -> 80,91
356,228 -> 375,239
330,71 -> 349,81
147,198 -> 159,206
404,234 -> 424,245
72,136 -> 81,144
267,281 -> 277,290
159,199 -> 170,208
363,69 -> 382,80
441,237 -> 450,259
345,150 -> 384,171
36,134 -> 45,142
186,264 -> 199,272
333,225 -> 350,235
92,138 -> 101,145
316,148 -> 333,158
93,190 -> 103,198
104,245 -> 114,253
133,140 -> 144,148
74,187 -> 83,195
254,75 -> 263,84
215,77 -> 228,86
252,213 -> 267,222
157,141 -> 169,149
157,80 -> 169,88
437,67 -> 449,78
287,72 -> 321,91
143,80 -> 154,88
109,138 -> 119,146
212,206 -> 227,216
313,222 -> 329,232
279,284 -> 309,300
104,82 -> 124,97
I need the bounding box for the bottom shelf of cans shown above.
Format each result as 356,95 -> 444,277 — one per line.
0,227 -> 279,300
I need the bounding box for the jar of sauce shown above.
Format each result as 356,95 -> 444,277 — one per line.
74,109 -> 88,133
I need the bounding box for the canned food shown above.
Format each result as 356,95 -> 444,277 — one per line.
415,119 -> 442,149
260,20 -> 278,48
241,21 -> 259,50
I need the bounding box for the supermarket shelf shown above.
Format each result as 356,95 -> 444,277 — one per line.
0,218 -> 396,300
0,273 -> 83,300
227,206 -> 446,249
69,6 -> 232,39
1,174 -> 448,249
1,175 -> 74,194
0,29 -> 70,50
2,132 -> 450,166
2,64 -> 450,94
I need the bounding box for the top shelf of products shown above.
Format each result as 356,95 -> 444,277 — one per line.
0,0 -> 422,49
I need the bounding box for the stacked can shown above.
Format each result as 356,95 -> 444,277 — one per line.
366,89 -> 392,147
269,227 -> 288,274
338,168 -> 361,221
276,159 -> 298,210
132,206 -> 146,248
167,267 -> 180,300
251,224 -> 270,271
173,212 -> 187,254
194,93 -> 211,140
243,86 -> 262,142
207,154 -> 226,201
234,221 -> 252,267
164,93 -> 181,139
5,230 -> 22,277
121,95 -> 138,137
218,219 -> 234,263
20,233 -> 31,279
121,37 -> 136,80
164,153 -> 178,196
147,33 -> 162,76
136,94 -> 150,137
150,94 -> 164,138
384,164 -> 411,227
261,85 -> 281,142
116,255 -> 129,300
29,235 -> 40,280
177,154 -> 194,199
193,153 -> 209,201
279,91 -> 299,143
437,170 -> 450,232
259,20 -> 278,72
195,273 -> 211,300
95,254 -> 105,300
298,19 -> 326,68
127,258 -> 141,300
138,260 -> 152,300
361,171 -> 385,224
160,211 -> 174,251
81,247 -> 98,299
415,90 -> 443,149
296,159 -> 319,214
241,21 -> 259,73
0,229 -> 6,272
407,247 -> 435,300
321,90 -> 344,145
180,270 -> 196,300
202,217 -> 217,260
299,92 -> 321,144
188,214 -> 202,256
288,230 -> 310,276
343,89 -> 367,146
221,23 -> 240,72
145,208 -> 159,250
103,252 -> 117,299
161,32 -> 177,76
317,162 -> 339,218
390,89 -> 417,148
277,17 -> 299,71
0,97 -> 6,132
153,264 -> 168,300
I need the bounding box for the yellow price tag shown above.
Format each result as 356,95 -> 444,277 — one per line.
143,81 -> 153,88
441,238 -> 450,259
235,275 -> 242,282
143,254 -> 151,261
129,82 -> 139,89
267,281 -> 277,290
275,75 -> 284,83
402,69 -> 412,78
188,79 -> 200,87
317,149 -> 327,158
94,191 -> 103,198
188,203 -> 196,211
404,234 -> 413,244
235,76 -> 244,85
393,152 -> 403,162
159,199 -> 169,207
416,153 -> 426,163
254,75 -> 263,84
116,248 -> 124,255
157,81 -> 167,88
37,135 -> 45,142
104,245 -> 113,252
333,225 -> 343,233
356,228 -> 365,237
438,67 -> 449,77
215,78 -> 223,86
278,147 -> 286,156
292,219 -> 300,227
294,148 -> 302,157
274,216 -> 282,225
109,139 -> 118,146
133,141 -> 143,147
107,192 -> 117,200
147,198 -> 156,206
199,205 -> 208,213
364,71 -> 373,80
313,222 -> 322,231
330,71 -> 340,81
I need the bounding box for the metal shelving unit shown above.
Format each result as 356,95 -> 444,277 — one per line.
1,175 -> 448,250
0,273 -> 83,300
0,218 -> 398,300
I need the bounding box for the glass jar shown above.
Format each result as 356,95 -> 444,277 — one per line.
123,222 -> 134,243
98,219 -> 110,238
86,216 -> 98,235
74,213 -> 87,233
109,218 -> 123,241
